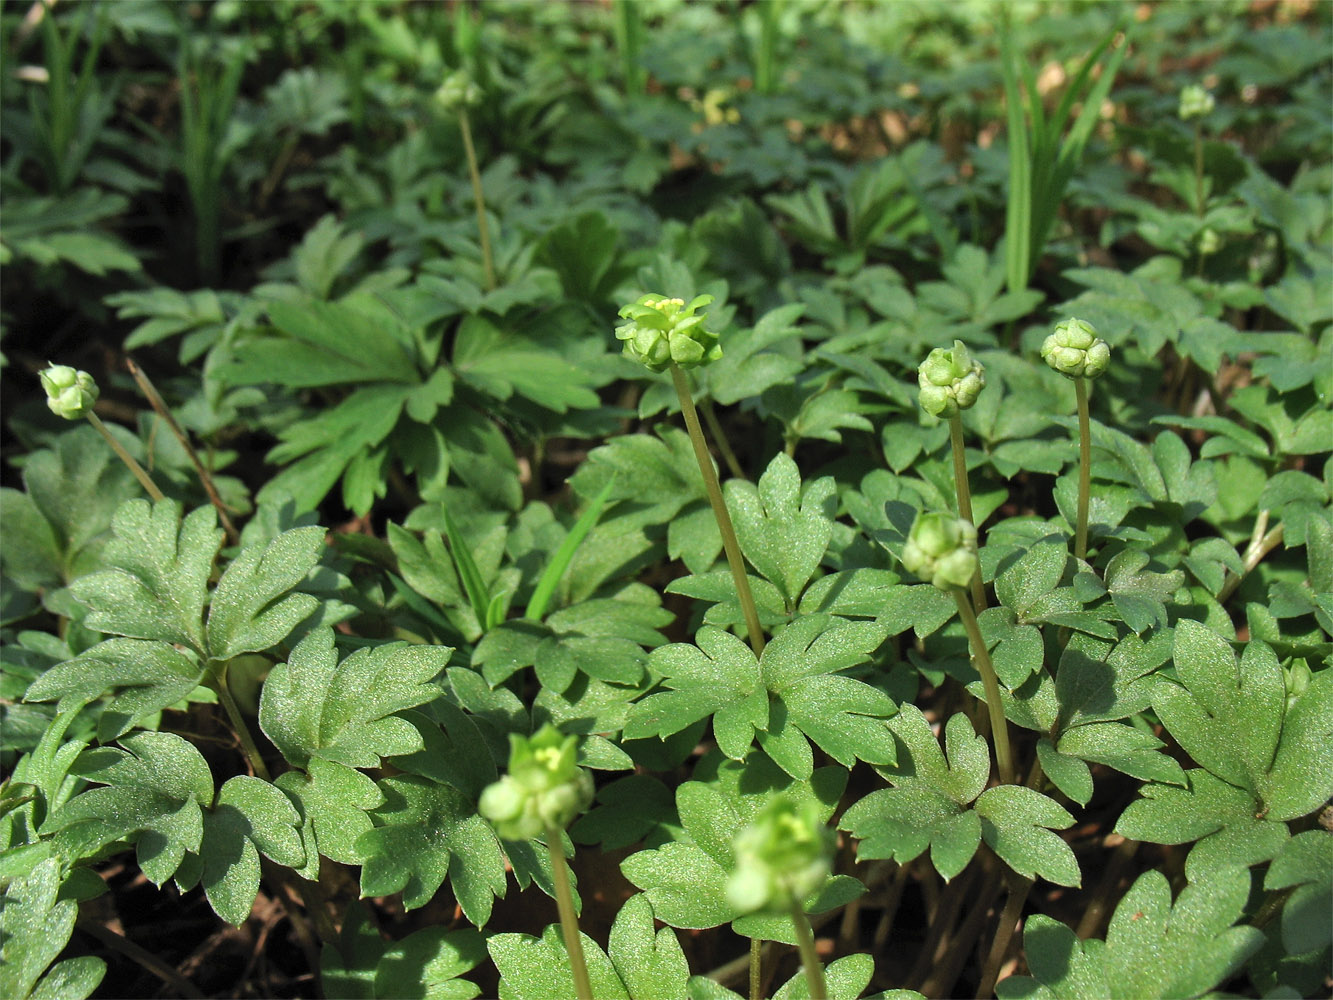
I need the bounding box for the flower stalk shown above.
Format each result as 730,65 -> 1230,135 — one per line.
616,294 -> 763,655
479,725 -> 596,1000
1041,318 -> 1110,564
672,364 -> 765,657
952,588 -> 1015,785
726,795 -> 834,1000
439,70 -> 494,290
40,364 -> 165,502
902,512 -> 1014,784
546,824 -> 594,1000
919,340 -> 987,608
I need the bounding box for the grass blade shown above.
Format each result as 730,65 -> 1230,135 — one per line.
1000,25 -> 1032,293
525,474 -> 618,622
441,503 -> 492,627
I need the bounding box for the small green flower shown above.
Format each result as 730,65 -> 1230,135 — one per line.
725,795 -> 833,915
901,512 -> 978,592
615,294 -> 722,373
39,364 -> 99,420
436,69 -> 481,113
1041,318 -> 1111,380
478,723 -> 594,840
1196,227 -> 1220,256
1178,84 -> 1215,121
918,340 -> 986,417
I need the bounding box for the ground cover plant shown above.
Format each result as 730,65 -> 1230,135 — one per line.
1,1 -> 1331,998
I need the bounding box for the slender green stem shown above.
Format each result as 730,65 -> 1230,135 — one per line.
1193,121 -> 1205,217
215,672 -> 271,782
977,872 -> 1032,999
953,590 -> 1015,785
702,398 -> 746,480
789,900 -> 827,1000
458,108 -> 495,291
749,936 -> 762,1000
85,411 -> 164,502
671,364 -> 766,657
126,358 -> 238,545
949,413 -> 987,611
546,825 -> 594,1000
1074,378 -> 1092,563
1217,515 -> 1284,604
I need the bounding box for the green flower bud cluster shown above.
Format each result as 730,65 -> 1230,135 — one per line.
478,724 -> 594,841
725,795 -> 833,915
615,294 -> 722,372
1178,84 -> 1214,121
918,339 -> 986,417
1041,318 -> 1110,380
901,512 -> 978,592
437,69 -> 481,113
40,364 -> 99,420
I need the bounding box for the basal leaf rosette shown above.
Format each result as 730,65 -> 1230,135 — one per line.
615,294 -> 722,373
478,723 -> 594,840
901,512 -> 978,592
726,794 -> 834,914
1041,318 -> 1110,380
39,364 -> 99,420
918,340 -> 985,417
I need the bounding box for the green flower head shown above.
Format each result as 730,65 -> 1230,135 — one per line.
725,795 -> 833,915
901,512 -> 978,592
918,339 -> 986,417
1041,318 -> 1111,380
478,723 -> 594,840
1178,84 -> 1215,121
39,364 -> 99,420
615,294 -> 722,372
437,69 -> 481,112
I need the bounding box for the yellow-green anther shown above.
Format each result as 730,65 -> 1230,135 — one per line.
902,512 -> 979,592
478,723 -> 594,841
918,339 -> 986,417
436,69 -> 481,112
615,293 -> 722,373
1178,84 -> 1214,121
1041,318 -> 1110,380
726,795 -> 833,915
40,364 -> 99,420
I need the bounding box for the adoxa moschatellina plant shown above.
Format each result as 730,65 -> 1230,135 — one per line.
726,795 -> 835,1000
615,295 -> 765,658
901,511 -> 1016,785
1041,317 -> 1111,563
917,339 -> 988,610
479,724 -> 596,1000
40,363 -> 164,502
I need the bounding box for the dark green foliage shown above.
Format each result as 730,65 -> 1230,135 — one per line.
2,2 -> 1329,999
